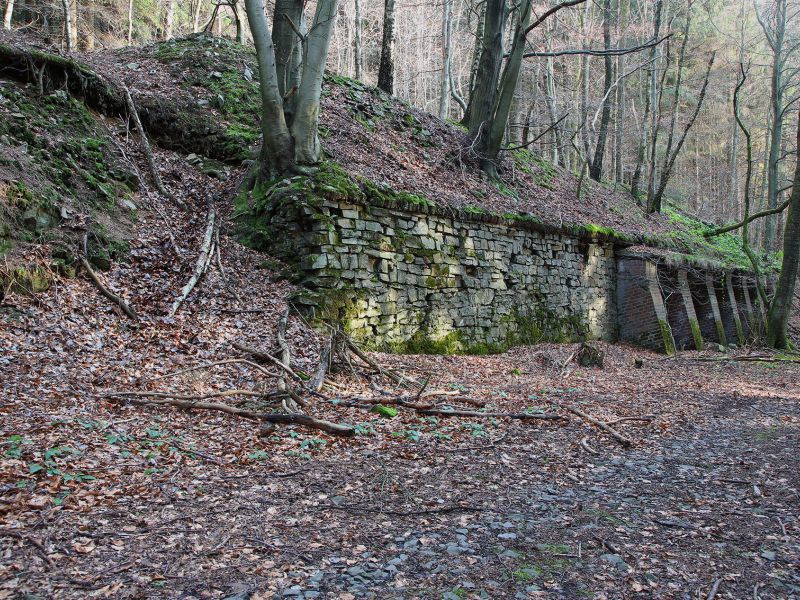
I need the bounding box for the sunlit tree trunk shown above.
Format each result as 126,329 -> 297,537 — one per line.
165,0 -> 175,39
438,0 -> 452,119
3,0 -> 14,30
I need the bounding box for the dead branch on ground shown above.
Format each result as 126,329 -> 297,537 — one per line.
106,394 -> 354,437
169,199 -> 216,317
554,403 -> 633,447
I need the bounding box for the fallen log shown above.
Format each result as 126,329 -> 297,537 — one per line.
105,393 -> 354,437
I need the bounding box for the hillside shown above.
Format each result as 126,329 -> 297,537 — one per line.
0,31 -> 764,273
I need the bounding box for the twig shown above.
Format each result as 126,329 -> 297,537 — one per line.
706,578 -> 722,600
580,436 -> 600,455
416,408 -> 563,420
79,257 -> 138,321
150,358 -> 278,381
555,404 -> 633,447
310,335 -> 332,392
605,415 -> 655,425
1,530 -> 54,567
169,200 -> 216,316
320,503 -> 484,516
592,535 -> 621,556
345,339 -> 422,389
106,394 -> 354,436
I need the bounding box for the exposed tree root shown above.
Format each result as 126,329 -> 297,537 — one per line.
122,84 -> 176,204
345,339 -> 422,389
169,199 -> 216,317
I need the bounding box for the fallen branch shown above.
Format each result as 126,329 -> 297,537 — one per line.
169,200 -> 216,317
605,415 -> 655,425
150,358 -> 278,381
555,404 -> 633,447
345,339 -> 422,389
580,436 -> 600,455
320,503 -> 483,516
79,257 -> 138,321
106,393 -> 354,436
416,408 -> 563,420
1,530 -> 54,567
122,85 -> 176,203
310,335 -> 333,392
706,578 -> 722,600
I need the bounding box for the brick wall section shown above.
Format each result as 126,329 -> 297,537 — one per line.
616,257 -> 666,351
270,197 -> 618,349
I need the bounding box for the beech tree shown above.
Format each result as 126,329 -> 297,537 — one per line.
243,0 -> 339,182
377,0 -> 396,94
767,109 -> 800,348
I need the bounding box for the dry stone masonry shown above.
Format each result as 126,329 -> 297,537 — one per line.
261,193 -> 769,354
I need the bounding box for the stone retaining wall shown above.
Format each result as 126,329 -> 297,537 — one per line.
265,195 -> 618,352
261,193 -> 767,354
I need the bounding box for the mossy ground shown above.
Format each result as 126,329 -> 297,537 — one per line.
0,79 -> 136,264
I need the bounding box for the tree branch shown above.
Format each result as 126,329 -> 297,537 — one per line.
524,34 -> 670,58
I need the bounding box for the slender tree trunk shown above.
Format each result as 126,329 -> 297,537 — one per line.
244,0 -> 294,177
165,0 -> 175,39
466,0 -> 504,136
62,0 -> 75,50
353,0 -> 363,80
661,0 -> 692,172
461,0 -> 486,126
377,0 -> 396,94
438,0 -> 453,120
273,0 -> 305,121
766,109 -> 800,348
193,0 -> 203,32
630,0 -> 662,202
759,0 -> 786,252
127,0 -> 134,43
3,0 -> 14,29
649,52 -> 715,213
589,0 -> 613,181
291,0 -> 339,165
69,0 -> 78,49
613,0 -> 629,183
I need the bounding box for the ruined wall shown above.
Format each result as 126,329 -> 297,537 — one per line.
266,196 -> 618,352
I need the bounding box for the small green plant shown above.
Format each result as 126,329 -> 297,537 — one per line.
392,429 -> 422,442
371,404 -> 398,418
247,449 -> 270,461
353,422 -> 376,436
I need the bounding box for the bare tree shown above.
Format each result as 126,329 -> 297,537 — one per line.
438,0 -> 453,119
589,0 -> 613,181
767,107 -> 800,347
244,0 -> 339,180
3,0 -> 14,30
377,0 -> 396,93
353,0 -> 363,80
165,0 -> 176,39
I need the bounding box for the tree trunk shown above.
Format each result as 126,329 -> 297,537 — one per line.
244,0 -> 294,177
466,0 -> 504,137
128,0 -> 134,43
3,0 -> 14,30
630,0 -> 662,203
193,0 -> 203,33
589,0 -> 613,181
766,109 -> 800,348
759,0 -> 786,252
377,0 -> 396,94
290,0 -> 338,165
461,0 -> 485,126
438,0 -> 453,120
353,0 -> 363,80
62,0 -> 75,50
272,0 -> 305,122
165,0 -> 175,39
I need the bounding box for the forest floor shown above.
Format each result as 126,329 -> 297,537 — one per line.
1,32 -> 800,600
2,138 -> 800,600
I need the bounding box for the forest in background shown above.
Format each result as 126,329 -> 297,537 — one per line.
3,0 -> 799,254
